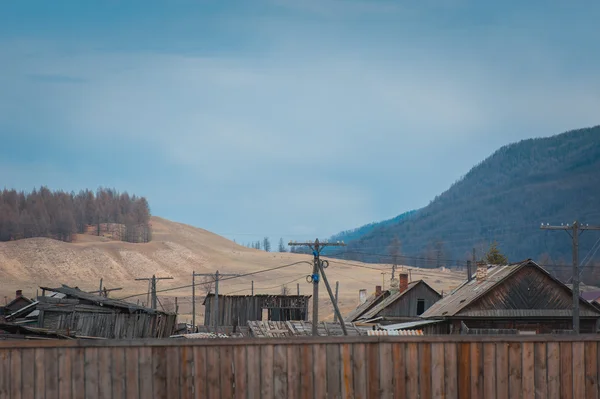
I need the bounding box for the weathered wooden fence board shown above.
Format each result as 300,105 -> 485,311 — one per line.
0,335 -> 600,398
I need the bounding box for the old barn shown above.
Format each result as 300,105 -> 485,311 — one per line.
421,259 -> 600,334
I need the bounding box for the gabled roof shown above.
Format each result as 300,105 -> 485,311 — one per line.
421,259 -> 600,319
344,291 -> 389,322
5,295 -> 34,309
357,280 -> 440,321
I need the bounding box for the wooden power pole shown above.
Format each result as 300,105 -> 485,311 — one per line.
192,270 -> 239,330
541,221 -> 600,333
289,239 -> 346,336
135,275 -> 173,310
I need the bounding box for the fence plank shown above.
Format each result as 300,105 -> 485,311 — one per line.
327,344 -> 342,399
431,343 -> 445,399
273,345 -> 288,399
139,347 -> 153,399
534,343 -> 548,399
10,349 -> 22,399
167,346 -> 181,399
585,342 -> 598,399
509,343 -> 522,399
379,343 -> 393,399
393,343 -> 406,399
574,342 -> 585,399
353,343 -> 367,399
153,347 -> 168,399
22,349 -> 35,399
261,345 -> 274,399
523,342 -> 535,399
287,345 -> 301,399
496,343 -> 509,399
71,347 -> 85,399
458,343 -> 471,399
546,342 -> 560,399
206,346 -> 221,399
84,347 -> 99,399
420,343 -> 432,399
125,347 -> 140,399
470,342 -> 483,399
180,347 -> 194,399
560,342 -> 573,399
444,343 -> 458,399
341,344 -> 354,399
234,345 -> 247,399
368,343 -> 381,399
406,343 -> 419,399
483,343 -> 495,399
98,347 -> 112,399
221,345 -> 235,399
193,346 -> 207,399
58,348 -> 72,399
299,344 -> 314,399
0,350 -> 8,399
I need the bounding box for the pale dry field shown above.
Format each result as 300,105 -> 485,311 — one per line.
0,216 -> 467,322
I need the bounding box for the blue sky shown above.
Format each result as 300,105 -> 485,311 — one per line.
1,0 -> 599,246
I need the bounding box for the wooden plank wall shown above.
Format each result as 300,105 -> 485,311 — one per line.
0,335 -> 599,398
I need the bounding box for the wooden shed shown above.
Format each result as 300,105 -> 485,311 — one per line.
36,285 -> 177,338
421,259 -> 600,334
203,294 -> 311,326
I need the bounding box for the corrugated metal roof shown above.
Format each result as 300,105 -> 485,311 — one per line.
358,281 -> 438,321
367,329 -> 424,336
421,259 -> 600,319
581,291 -> 600,301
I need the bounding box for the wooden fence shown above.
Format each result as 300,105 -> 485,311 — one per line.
0,335 -> 599,398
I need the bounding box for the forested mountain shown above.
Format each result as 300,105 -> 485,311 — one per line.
332,126 -> 600,283
0,187 -> 151,243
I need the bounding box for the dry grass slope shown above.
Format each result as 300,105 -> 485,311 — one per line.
0,216 -> 466,321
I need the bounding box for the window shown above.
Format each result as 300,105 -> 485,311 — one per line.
417,299 -> 425,315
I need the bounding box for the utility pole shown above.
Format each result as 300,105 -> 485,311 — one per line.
297,283 -> 300,296
289,239 -> 346,336
251,280 -> 254,296
541,221 -> 600,334
333,281 -> 340,323
135,275 -> 173,310
381,272 -> 387,291
192,270 -> 239,330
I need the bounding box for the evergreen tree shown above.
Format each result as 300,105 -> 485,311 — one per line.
278,238 -> 287,252
485,241 -> 509,265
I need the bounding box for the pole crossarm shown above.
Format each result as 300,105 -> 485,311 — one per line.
192,270 -> 240,330
288,238 -> 346,336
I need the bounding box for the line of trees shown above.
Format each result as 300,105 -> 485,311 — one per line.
0,187 -> 151,243
246,237 -> 291,253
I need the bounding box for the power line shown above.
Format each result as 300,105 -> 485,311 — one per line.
134,275 -> 173,310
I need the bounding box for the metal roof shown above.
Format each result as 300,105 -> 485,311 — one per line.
421,259 -> 600,319
357,280 -> 439,321
458,309 -> 600,318
379,319 -> 445,330
581,291 -> 600,301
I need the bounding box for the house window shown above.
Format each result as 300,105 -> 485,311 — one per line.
417,299 -> 425,315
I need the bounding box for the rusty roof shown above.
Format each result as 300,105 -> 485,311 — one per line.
421,259 -> 600,319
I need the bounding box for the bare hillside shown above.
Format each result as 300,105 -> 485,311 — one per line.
0,216 -> 466,322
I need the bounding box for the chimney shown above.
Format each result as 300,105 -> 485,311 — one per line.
375,285 -> 382,296
476,262 -> 488,281
359,289 -> 367,304
466,261 -> 473,282
399,273 -> 409,293
15,290 -> 22,298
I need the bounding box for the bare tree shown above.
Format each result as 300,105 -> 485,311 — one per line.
281,284 -> 290,295
199,276 -> 215,295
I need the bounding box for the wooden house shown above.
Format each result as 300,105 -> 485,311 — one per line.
1,290 -> 34,315
421,259 -> 600,334
203,294 -> 310,326
345,273 -> 441,324
34,285 -> 177,338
